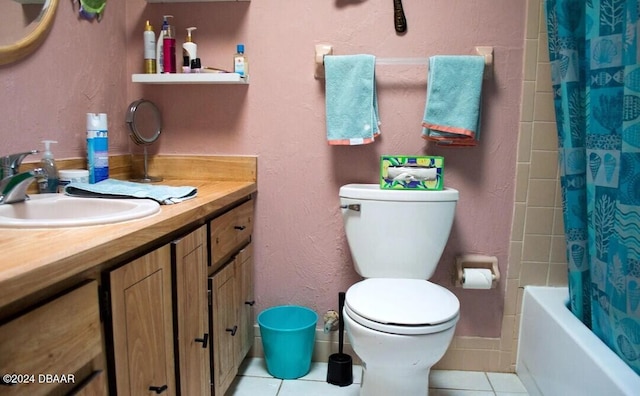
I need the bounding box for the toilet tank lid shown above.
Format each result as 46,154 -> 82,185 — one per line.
339,184 -> 459,202
345,279 -> 460,326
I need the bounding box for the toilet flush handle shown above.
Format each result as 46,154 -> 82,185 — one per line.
340,204 -> 361,212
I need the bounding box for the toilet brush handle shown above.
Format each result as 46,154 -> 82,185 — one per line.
338,292 -> 345,355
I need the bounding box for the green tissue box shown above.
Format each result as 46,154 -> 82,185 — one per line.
380,155 -> 444,190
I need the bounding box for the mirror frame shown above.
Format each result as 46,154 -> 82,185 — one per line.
0,0 -> 59,66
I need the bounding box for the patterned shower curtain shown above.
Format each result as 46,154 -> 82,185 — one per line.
545,0 -> 640,375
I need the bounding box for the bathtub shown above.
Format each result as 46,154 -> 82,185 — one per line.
517,286 -> 640,396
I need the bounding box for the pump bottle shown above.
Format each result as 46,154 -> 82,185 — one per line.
156,15 -> 173,74
39,140 -> 59,193
183,27 -> 198,65
163,21 -> 177,73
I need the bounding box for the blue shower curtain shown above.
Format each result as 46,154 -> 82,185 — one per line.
545,0 -> 640,375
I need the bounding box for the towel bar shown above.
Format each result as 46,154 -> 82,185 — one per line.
314,44 -> 493,80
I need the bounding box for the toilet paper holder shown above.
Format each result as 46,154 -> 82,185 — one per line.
455,254 -> 500,288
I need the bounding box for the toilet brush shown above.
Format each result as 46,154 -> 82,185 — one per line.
326,292 -> 353,386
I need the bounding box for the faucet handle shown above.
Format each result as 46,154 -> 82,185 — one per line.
1,150 -> 38,178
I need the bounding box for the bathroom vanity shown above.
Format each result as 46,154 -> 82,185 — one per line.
0,155 -> 257,396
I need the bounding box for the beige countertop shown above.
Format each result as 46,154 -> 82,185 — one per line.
0,155 -> 258,313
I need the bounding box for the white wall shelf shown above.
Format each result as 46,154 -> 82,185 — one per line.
146,0 -> 249,3
132,73 -> 248,85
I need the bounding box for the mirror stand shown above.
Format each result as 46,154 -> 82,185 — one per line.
126,99 -> 163,183
133,145 -> 162,183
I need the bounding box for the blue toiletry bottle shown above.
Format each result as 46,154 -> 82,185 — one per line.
86,113 -> 109,183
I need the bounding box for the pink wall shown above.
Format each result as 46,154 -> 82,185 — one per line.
0,0 -> 526,337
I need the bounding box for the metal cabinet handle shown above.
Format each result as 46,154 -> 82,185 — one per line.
149,384 -> 168,394
226,325 -> 238,336
195,333 -> 209,348
340,204 -> 361,212
234,225 -> 246,230
245,300 -> 256,306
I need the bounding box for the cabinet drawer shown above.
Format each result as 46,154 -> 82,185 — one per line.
0,281 -> 102,396
210,200 -> 253,269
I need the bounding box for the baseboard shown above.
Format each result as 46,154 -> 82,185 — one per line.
249,324 -> 362,365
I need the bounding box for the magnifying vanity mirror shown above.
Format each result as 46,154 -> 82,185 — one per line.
0,0 -> 59,65
126,99 -> 163,183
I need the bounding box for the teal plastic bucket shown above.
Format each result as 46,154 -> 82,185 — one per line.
258,305 -> 318,379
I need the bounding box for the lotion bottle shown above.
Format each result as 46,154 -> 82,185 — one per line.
156,15 -> 173,74
39,140 -> 59,193
183,27 -> 198,64
162,22 -> 177,73
144,20 -> 156,74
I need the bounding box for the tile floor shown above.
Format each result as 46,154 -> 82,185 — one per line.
226,358 -> 530,396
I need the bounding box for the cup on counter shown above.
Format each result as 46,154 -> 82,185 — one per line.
58,169 -> 90,192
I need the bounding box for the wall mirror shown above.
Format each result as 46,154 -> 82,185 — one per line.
0,0 -> 59,66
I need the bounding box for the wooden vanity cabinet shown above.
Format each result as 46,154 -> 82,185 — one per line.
106,197 -> 255,396
0,281 -> 106,396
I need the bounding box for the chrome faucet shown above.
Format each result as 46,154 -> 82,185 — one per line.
0,150 -> 48,204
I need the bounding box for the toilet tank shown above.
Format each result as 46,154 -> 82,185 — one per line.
339,184 -> 458,279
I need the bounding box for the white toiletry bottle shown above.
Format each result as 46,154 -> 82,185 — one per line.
39,140 -> 59,193
87,113 -> 109,184
156,15 -> 172,74
183,27 -> 197,64
234,44 -> 248,77
144,20 -> 156,74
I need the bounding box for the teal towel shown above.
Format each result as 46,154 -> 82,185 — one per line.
325,55 -> 380,145
422,55 -> 485,147
64,179 -> 197,205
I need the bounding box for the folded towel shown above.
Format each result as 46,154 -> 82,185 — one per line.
324,55 -> 381,145
422,55 -> 485,147
64,179 -> 197,205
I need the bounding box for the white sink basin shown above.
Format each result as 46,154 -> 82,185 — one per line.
0,194 -> 160,228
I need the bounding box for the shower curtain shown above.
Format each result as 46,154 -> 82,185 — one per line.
545,0 -> 640,375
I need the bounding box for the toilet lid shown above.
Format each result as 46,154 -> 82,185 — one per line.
345,279 -> 459,326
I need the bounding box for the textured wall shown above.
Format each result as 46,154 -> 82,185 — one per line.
0,0 -> 526,338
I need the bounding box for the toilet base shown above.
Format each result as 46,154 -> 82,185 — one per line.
360,364 -> 430,396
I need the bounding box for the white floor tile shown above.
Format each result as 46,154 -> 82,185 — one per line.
430,390 -> 495,396
486,373 -> 528,393
429,370 -> 493,391
278,379 -> 361,396
237,357 -> 273,378
225,375 -> 281,396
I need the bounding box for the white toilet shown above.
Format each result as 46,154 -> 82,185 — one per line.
339,183 -> 460,396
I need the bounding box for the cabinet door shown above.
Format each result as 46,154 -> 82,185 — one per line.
109,246 -> 176,396
172,226 -> 210,396
236,242 -> 255,363
0,281 -> 103,396
209,262 -> 238,395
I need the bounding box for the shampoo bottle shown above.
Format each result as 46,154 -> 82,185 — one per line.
87,113 -> 109,184
183,27 -> 198,65
156,15 -> 173,74
39,140 -> 59,193
234,44 -> 248,77
163,22 -> 177,73
144,20 -> 156,74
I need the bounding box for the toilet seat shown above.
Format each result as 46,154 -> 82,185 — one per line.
344,278 -> 460,335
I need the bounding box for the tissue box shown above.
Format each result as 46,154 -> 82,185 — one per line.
380,155 -> 444,190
